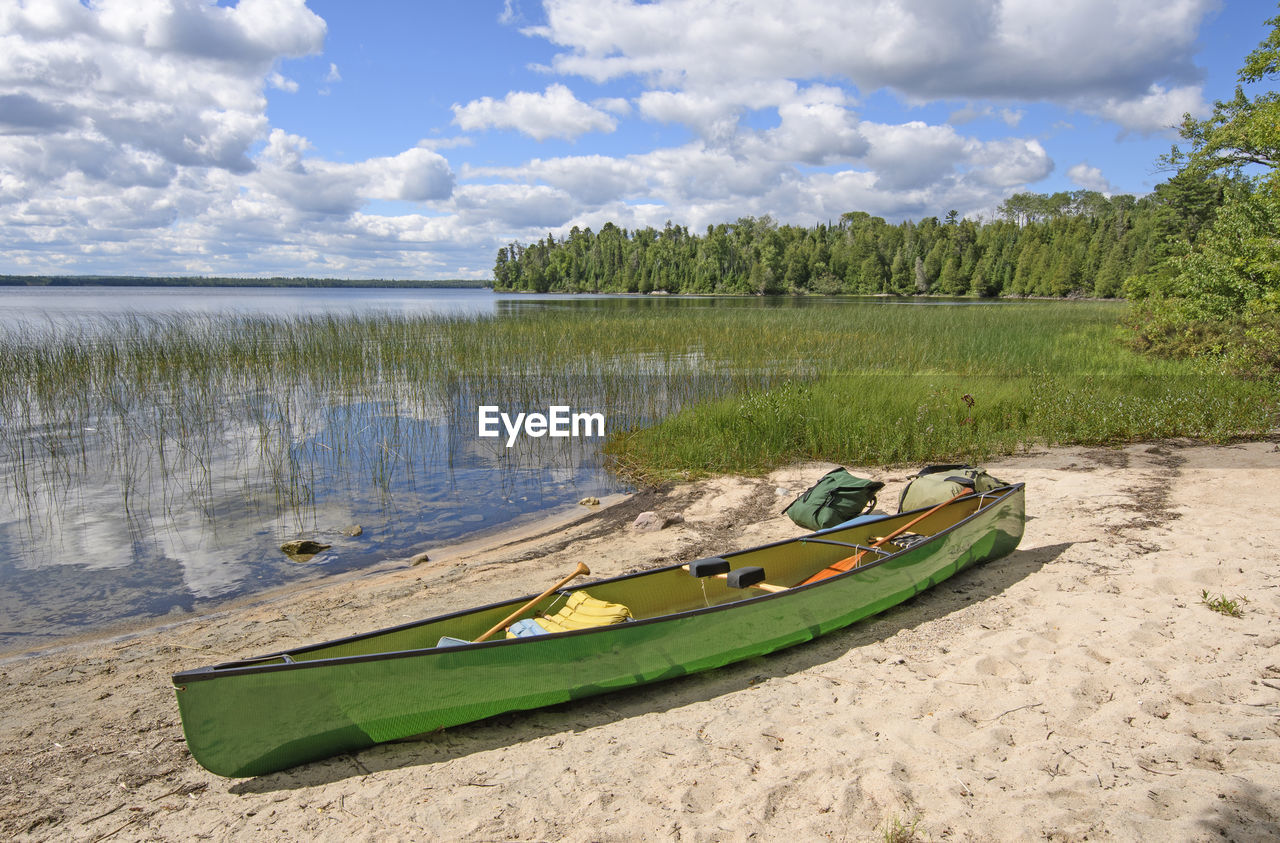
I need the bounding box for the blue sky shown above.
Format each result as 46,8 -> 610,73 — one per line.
0,0 -> 1273,279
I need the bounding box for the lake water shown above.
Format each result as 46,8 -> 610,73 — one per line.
0,286 -> 995,650
0,285 -> 996,331
0,285 -> 532,330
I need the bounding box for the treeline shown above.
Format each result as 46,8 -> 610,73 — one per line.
0,276 -> 489,289
492,185 -> 1222,299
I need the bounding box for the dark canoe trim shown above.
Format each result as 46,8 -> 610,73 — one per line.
173,484 -> 1022,686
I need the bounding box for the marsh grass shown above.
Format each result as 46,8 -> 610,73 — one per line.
0,308 -> 757,545
0,299 -> 1275,544
603,301 -> 1279,481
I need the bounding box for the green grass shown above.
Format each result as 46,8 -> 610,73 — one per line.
603,300 -> 1278,481
0,300 -> 1275,530
882,814 -> 927,843
1201,590 -> 1246,618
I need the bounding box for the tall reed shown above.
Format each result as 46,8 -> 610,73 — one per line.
0,300 -> 1274,542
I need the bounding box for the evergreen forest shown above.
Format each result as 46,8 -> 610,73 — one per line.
490,183 -> 1222,300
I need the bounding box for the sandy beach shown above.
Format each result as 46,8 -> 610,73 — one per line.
2,439 -> 1278,842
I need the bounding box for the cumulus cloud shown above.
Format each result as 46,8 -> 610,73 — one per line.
452,183 -> 577,228
1093,83 -> 1207,135
0,92 -> 77,134
471,154 -> 643,206
743,86 -> 870,164
858,122 -> 967,191
252,130 -> 456,215
949,104 -> 1025,128
965,138 -> 1055,188
592,97 -> 631,116
452,83 -> 619,141
532,0 -> 1214,126
469,111 -> 1052,238
0,0 -> 326,177
636,89 -> 739,139
0,1 -> 473,278
268,71 -> 299,93
0,0 -> 1225,279
1067,162 -> 1115,193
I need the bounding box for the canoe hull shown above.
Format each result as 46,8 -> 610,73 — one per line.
173,484 -> 1024,777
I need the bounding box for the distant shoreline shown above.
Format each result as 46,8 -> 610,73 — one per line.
0,275 -> 490,289
1,277 -> 1123,302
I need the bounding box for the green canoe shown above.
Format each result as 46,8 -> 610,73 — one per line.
173,483 -> 1025,777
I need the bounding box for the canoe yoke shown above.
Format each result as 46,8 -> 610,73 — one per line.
797,537 -> 899,557
685,557 -> 788,594
681,528 -> 940,600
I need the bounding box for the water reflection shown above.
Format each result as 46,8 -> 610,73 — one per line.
0,287 -> 1007,648
0,286 -> 501,331
0,386 -> 631,647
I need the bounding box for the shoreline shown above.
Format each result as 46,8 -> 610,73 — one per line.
0,491 -> 634,665
2,440 -> 1278,840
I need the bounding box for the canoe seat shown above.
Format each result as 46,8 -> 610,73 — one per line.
688,557 -> 731,577
505,591 -> 633,638
726,566 -> 766,589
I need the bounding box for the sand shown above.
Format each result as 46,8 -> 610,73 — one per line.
1,439 -> 1278,842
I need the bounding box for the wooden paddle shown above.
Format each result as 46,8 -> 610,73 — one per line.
800,489 -> 976,586
473,562 -> 591,643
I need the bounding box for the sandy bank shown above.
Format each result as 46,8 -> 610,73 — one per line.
1,439 -> 1278,841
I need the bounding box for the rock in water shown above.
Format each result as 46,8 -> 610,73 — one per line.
280,539 -> 331,559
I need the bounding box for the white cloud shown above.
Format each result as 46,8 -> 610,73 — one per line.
268,71 -> 299,92
452,183 -> 577,228
859,122 -> 967,191
471,154 -> 644,206
452,83 -> 619,141
254,129 -> 455,215
533,0 -> 1214,127
965,138 -> 1055,188
1067,162 -> 1115,193
364,147 -> 456,202
643,143 -> 790,201
636,89 -> 739,139
1093,84 -> 1206,135
0,0 -> 326,177
467,107 -> 1053,242
0,0 -> 1224,280
498,0 -> 523,26
751,85 -> 868,165
949,104 -> 1025,128
592,96 -> 632,116
0,1 -> 471,278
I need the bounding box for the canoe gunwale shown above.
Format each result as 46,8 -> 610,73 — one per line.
172,483 -> 1024,686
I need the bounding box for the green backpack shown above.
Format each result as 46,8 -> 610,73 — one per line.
898,464 -> 1005,512
784,468 -> 885,531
